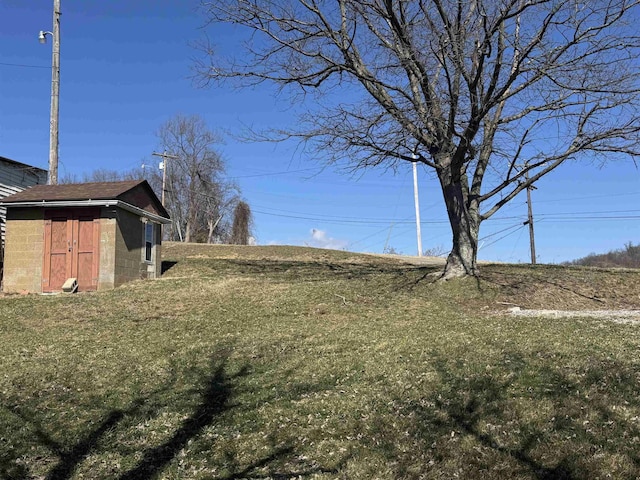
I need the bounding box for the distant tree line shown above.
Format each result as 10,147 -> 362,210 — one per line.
565,243 -> 640,269
61,114 -> 253,245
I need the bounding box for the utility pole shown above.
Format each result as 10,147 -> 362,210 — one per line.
523,170 -> 537,265
412,157 -> 423,257
153,151 -> 179,242
39,0 -> 61,185
152,151 -> 178,207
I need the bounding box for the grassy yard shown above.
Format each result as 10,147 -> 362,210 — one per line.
2,243 -> 640,479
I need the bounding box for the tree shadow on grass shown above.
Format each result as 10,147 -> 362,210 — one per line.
117,355 -> 350,479
477,269 -> 607,307
3,394 -> 149,480
170,257 -> 420,282
2,351 -> 238,480
221,447 -> 348,480
162,256 -> 447,300
366,350 -> 640,479
392,266 -> 442,291
45,409 -> 128,480
2,348 -> 351,480
118,356 -> 241,480
422,357 -> 575,480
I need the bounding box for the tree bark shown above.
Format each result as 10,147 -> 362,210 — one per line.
185,220 -> 192,243
439,171 -> 480,279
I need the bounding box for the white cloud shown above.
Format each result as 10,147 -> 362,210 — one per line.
308,228 -> 348,250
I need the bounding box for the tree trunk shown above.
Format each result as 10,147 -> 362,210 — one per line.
207,215 -> 222,244
439,172 -> 480,279
185,223 -> 191,243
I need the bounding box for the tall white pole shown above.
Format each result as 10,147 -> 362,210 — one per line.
412,160 -> 423,257
48,0 -> 61,185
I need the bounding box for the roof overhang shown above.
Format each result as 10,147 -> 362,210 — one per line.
0,199 -> 172,224
0,155 -> 48,174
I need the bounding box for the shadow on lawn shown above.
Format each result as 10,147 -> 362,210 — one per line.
117,356 -> 242,480
4,353 -> 237,480
423,356 -> 576,480
166,257 -> 425,282
160,260 -> 178,274
368,351 -> 640,479
2,397 -> 139,480
1,349 -> 348,480
477,269 -> 609,308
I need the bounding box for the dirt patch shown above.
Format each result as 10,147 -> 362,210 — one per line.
508,307 -> 640,324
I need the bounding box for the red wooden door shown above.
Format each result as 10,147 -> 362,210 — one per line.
73,211 -> 100,290
43,209 -> 100,292
43,212 -> 73,292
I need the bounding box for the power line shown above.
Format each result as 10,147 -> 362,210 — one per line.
508,227 -> 526,260
480,226 -> 527,251
193,186 -> 640,226
538,216 -> 640,222
537,208 -> 640,216
349,224 -> 403,249
171,183 -> 640,225
479,223 -> 524,242
250,208 -> 440,225
253,205 -> 417,223
533,191 -> 640,203
0,61 -> 50,69
357,225 -> 415,253
227,167 -> 321,179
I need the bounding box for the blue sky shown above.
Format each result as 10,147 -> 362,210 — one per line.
1,0 -> 638,263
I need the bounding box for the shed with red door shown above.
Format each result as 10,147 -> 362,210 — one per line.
0,180 -> 170,293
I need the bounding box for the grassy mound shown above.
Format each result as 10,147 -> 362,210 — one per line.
1,243 -> 640,479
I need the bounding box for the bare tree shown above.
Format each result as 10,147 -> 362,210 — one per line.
156,114 -> 240,243
196,0 -> 640,278
230,201 -> 253,245
60,168 -> 145,184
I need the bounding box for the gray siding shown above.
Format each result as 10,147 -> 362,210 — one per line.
0,158 -> 48,250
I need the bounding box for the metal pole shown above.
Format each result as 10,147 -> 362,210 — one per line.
48,0 -> 61,185
412,160 -> 423,257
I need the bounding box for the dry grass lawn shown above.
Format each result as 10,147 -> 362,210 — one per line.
1,242 -> 640,479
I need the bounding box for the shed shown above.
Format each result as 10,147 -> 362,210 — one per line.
0,180 -> 170,293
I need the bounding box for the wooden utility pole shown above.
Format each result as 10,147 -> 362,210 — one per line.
42,0 -> 61,185
153,151 -> 179,242
152,151 -> 179,207
524,170 -> 537,265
